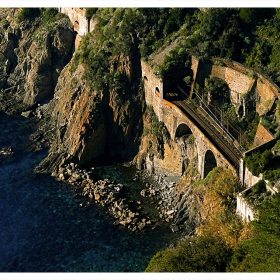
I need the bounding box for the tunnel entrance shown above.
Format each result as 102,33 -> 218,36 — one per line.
203,150 -> 217,178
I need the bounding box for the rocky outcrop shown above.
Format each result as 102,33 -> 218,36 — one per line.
0,8 -> 75,113
36,50 -> 143,172
133,106 -> 202,232
36,63 -> 106,171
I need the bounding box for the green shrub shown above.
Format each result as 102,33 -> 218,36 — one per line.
251,180 -> 266,194
17,8 -> 40,23
274,139 -> 280,150
228,233 -> 280,272
263,168 -> 280,182
229,192 -> 280,272
86,8 -> 98,19
244,150 -> 273,176
204,76 -> 230,104
145,234 -> 232,272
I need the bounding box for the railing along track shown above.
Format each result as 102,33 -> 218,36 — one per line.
168,93 -> 241,168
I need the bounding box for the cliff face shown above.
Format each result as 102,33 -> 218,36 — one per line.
1,8 -> 144,172
133,106 -> 186,176
36,51 -> 144,172
36,63 -> 106,171
0,8 -> 75,113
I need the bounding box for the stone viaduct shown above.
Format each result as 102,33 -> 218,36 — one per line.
141,61 -> 237,179
141,55 -> 279,182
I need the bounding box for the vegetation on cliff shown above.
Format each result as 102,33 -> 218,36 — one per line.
229,192 -> 280,272
145,168 -> 249,272
245,148 -> 280,182
146,167 -> 280,272
0,8 -> 73,112
2,7 -> 280,272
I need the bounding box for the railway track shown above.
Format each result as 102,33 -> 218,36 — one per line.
169,94 -> 242,168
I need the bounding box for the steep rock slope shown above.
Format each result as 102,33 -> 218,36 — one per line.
0,8 -> 75,113
36,51 -> 144,172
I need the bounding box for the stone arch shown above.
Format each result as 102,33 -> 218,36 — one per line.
155,87 -> 160,96
175,123 -> 195,175
203,150 -> 217,178
175,123 -> 192,139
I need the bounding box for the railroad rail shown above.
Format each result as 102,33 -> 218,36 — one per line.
168,93 -> 242,168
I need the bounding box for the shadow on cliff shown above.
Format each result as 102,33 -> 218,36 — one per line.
86,49 -> 145,167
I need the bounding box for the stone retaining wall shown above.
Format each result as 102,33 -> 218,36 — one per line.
192,57 -> 280,116
142,60 -> 235,178
58,8 -> 97,50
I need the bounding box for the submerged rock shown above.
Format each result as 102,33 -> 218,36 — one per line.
0,146 -> 14,163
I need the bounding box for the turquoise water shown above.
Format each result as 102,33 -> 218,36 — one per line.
0,113 -> 179,272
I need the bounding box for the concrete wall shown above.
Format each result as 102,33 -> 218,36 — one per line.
243,166 -> 262,189
236,194 -> 255,222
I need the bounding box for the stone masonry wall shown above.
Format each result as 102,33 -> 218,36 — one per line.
142,61 -> 235,177
141,61 -> 164,118
192,57 -> 280,116
253,124 -> 275,147
59,8 -> 95,36
256,74 -> 278,115
59,8 -> 97,50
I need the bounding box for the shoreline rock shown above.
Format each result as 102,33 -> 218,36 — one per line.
51,162 -> 156,232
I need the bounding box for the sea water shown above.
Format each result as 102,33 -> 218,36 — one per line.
0,113 -> 180,272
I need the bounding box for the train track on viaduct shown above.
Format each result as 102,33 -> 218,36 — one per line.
168,94 -> 242,169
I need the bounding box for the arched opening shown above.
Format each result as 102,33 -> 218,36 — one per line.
175,123 -> 192,139
155,87 -> 160,96
74,20 -> 80,31
203,150 -> 217,178
144,76 -> 148,81
175,123 -> 194,175
238,105 -> 244,118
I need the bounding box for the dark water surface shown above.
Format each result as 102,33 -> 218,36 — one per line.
0,113 -> 179,272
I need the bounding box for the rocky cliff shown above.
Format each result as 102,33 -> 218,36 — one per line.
0,7 -> 243,224
36,52 -> 144,172
1,8 -> 145,172
36,54 -> 144,173
0,9 -> 75,114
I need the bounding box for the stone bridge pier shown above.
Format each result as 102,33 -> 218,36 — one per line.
169,111 -> 233,178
